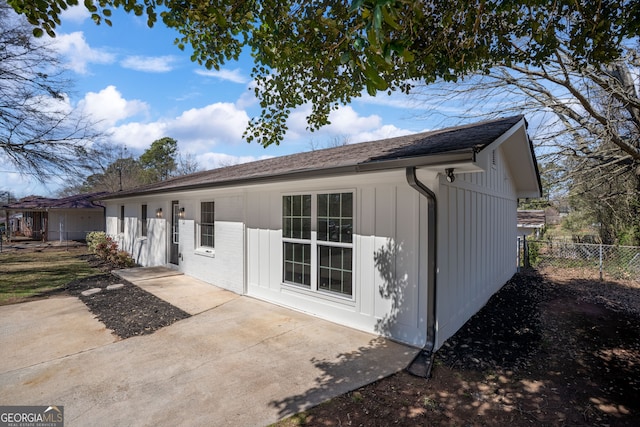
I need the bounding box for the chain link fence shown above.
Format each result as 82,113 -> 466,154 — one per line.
518,238 -> 640,282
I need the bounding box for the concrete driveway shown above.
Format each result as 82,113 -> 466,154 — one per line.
0,270 -> 418,426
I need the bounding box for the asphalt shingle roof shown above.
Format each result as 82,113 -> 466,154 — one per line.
517,210 -> 546,226
102,115 -> 525,199
3,192 -> 107,210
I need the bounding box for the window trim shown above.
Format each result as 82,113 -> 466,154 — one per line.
281,190 -> 355,300
139,204 -> 148,238
119,205 -> 125,234
195,200 -> 215,257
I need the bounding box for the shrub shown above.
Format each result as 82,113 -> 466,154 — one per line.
86,231 -> 108,254
111,250 -> 136,268
527,240 -> 541,267
86,231 -> 135,268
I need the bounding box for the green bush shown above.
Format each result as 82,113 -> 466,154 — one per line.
86,231 -> 108,254
527,240 -> 541,267
85,231 -> 135,268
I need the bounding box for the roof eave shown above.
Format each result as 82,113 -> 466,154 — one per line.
100,151 -> 479,201
356,149 -> 476,173
478,117 -> 543,198
99,164 -> 361,200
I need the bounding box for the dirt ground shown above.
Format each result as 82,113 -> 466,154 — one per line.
277,271 -> 640,426
8,242 -> 640,426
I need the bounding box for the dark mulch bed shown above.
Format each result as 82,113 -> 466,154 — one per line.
277,271 -> 640,426
436,272 -> 545,372
65,273 -> 190,339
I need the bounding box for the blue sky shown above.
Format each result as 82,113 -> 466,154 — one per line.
3,6 -> 476,198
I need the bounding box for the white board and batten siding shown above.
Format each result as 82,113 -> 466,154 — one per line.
435,146 -> 518,349
245,171 -> 429,348
104,144 -> 522,350
106,203 -> 167,267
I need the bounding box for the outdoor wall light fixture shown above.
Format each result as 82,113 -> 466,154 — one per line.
445,168 -> 456,183
155,208 -> 163,218
179,207 -> 185,218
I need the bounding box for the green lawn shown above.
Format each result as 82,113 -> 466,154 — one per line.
0,247 -> 101,305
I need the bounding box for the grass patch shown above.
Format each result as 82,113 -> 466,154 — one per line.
0,247 -> 102,305
269,412 -> 309,426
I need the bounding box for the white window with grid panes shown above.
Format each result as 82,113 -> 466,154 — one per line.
139,204 -> 147,237
197,201 -> 215,253
282,192 -> 353,298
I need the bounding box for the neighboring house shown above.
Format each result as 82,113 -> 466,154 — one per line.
517,210 -> 546,238
2,193 -> 107,241
100,116 -> 541,352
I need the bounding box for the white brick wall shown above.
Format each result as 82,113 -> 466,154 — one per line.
178,219 -> 244,294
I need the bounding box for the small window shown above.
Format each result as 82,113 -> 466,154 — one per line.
140,204 -> 147,237
318,246 -> 352,296
282,195 -> 311,239
317,193 -> 353,243
200,201 -> 215,248
283,242 -> 311,287
119,205 -> 125,233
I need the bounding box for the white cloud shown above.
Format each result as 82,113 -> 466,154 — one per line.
60,5 -> 90,24
348,124 -> 415,143
121,55 -> 178,73
110,122 -> 168,150
197,152 -> 273,170
235,80 -> 259,109
326,106 -> 383,134
195,68 -> 249,84
107,102 -> 249,152
50,32 -> 115,74
0,167 -> 56,198
78,86 -> 149,128
287,105 -> 382,140
168,103 -> 250,150
278,104 -> 421,150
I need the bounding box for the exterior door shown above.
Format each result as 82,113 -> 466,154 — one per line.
170,200 -> 179,265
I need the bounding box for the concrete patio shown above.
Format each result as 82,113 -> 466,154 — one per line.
0,267 -> 418,426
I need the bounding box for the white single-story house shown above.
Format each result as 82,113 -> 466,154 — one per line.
100,116 -> 541,355
2,193 -> 106,241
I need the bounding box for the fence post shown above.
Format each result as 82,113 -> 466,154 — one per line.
517,237 -> 521,272
523,235 -> 530,269
599,243 -> 603,281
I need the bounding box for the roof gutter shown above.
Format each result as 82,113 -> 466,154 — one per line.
99,150 -> 478,201
357,149 -> 475,172
405,167 -> 437,378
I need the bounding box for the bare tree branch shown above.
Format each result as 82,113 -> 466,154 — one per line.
413,41 -> 640,244
0,1 -> 105,182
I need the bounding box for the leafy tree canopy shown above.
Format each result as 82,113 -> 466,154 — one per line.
8,0 -> 640,147
139,136 -> 177,182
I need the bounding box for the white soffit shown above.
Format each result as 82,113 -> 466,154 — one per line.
480,119 -> 541,198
